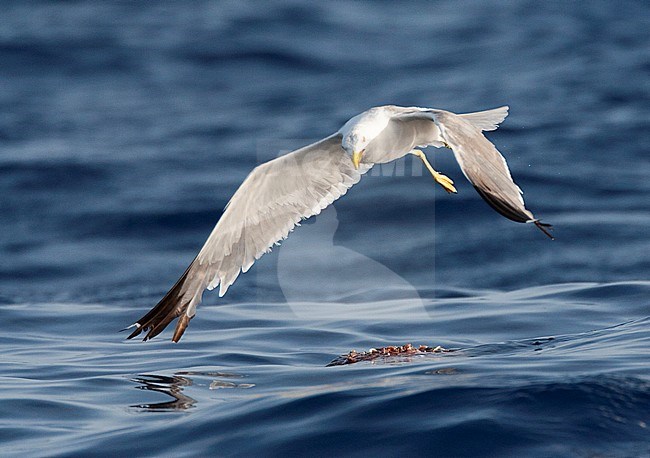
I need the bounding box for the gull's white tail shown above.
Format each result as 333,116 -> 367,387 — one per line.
459,106 -> 509,132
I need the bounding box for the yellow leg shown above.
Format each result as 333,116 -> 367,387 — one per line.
411,149 -> 457,194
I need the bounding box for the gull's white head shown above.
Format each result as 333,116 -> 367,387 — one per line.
341,131 -> 370,170
339,107 -> 391,169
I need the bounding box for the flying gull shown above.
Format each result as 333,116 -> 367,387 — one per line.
126,105 -> 552,342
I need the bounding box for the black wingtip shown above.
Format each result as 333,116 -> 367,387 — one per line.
472,185 -> 530,223
534,220 -> 554,240
123,323 -> 143,340
120,324 -> 139,337
124,260 -> 196,342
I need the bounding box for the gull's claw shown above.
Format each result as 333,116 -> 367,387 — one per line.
411,149 -> 457,194
433,172 -> 457,194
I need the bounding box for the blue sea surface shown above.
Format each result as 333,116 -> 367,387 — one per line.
1,1 -> 649,456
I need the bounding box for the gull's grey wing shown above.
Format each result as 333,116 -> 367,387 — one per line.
127,133 -> 371,341
391,106 -> 552,238
432,110 -> 553,237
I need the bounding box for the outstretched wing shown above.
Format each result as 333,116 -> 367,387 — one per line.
127,133 -> 371,341
433,110 -> 553,238
392,106 -> 552,238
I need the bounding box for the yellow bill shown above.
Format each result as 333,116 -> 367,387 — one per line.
352,150 -> 364,169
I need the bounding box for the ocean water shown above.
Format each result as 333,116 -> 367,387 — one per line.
1,1 -> 649,456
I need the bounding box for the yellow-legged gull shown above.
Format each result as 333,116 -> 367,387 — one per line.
126,105 -> 552,342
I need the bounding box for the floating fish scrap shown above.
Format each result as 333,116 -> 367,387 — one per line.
327,343 -> 453,366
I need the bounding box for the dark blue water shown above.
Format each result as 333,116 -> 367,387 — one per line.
1,1 -> 649,456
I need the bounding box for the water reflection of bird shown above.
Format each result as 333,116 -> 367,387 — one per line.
127,105 -> 552,341
131,374 -> 195,411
